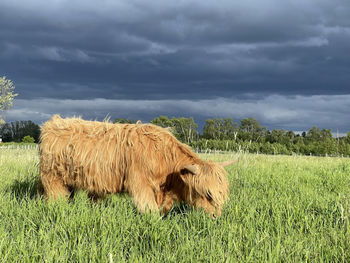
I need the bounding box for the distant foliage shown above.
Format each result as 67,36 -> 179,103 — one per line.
0,120 -> 40,143
150,116 -> 350,157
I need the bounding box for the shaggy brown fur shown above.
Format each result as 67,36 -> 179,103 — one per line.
39,115 -> 235,216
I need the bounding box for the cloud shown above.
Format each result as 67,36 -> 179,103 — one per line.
0,0 -> 350,132
5,94 -> 350,132
35,47 -> 94,63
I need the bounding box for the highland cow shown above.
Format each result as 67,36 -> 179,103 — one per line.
39,115 -> 236,216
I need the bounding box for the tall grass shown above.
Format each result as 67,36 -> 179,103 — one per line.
0,148 -> 349,262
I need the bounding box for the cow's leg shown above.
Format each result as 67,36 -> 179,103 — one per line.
132,185 -> 159,213
40,172 -> 70,201
127,174 -> 159,213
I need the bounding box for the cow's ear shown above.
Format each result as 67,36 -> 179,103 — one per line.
182,164 -> 198,175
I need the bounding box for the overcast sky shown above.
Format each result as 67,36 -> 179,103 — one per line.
1,0 -> 349,133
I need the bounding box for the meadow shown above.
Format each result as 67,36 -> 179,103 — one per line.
0,147 -> 349,262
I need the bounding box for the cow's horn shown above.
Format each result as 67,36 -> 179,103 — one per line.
219,160 -> 237,167
183,164 -> 198,175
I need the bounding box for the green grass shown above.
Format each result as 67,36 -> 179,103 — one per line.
0,148 -> 350,262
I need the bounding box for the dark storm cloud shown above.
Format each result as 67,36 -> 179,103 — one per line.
0,0 -> 349,131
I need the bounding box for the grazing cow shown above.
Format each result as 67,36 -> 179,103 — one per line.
39,115 -> 236,216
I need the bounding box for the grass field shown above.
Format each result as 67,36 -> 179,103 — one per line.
0,148 -> 350,262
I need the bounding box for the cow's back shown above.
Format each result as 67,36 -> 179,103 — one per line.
39,115 -> 196,195
40,115 -> 132,194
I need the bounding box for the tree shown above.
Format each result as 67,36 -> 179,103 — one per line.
346,132 -> 350,144
267,129 -> 286,144
151,116 -> 179,138
171,117 -> 199,144
203,118 -> 239,140
203,119 -> 221,140
151,116 -> 199,144
113,118 -> 136,124
0,76 -> 18,124
150,116 -> 173,128
286,131 -> 296,140
223,118 -> 239,140
320,128 -> 332,141
239,118 -> 266,142
306,126 -> 322,142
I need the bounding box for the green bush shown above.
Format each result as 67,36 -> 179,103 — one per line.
22,135 -> 35,143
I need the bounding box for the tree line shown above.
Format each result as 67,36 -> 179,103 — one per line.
1,116 -> 350,156
115,116 -> 350,157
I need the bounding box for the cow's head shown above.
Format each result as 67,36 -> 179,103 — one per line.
179,160 -> 236,217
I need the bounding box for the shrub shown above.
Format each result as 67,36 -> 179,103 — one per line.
22,135 -> 35,143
